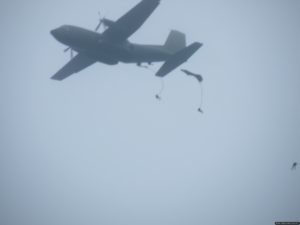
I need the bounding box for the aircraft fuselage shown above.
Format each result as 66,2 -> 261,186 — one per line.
51,25 -> 171,65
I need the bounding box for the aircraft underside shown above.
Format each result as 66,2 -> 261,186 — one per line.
78,43 -> 170,65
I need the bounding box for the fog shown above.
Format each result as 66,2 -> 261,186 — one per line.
0,0 -> 300,225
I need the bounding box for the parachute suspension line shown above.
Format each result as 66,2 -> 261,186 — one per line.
155,78 -> 164,100
159,78 -> 165,96
198,83 -> 204,113
137,65 -> 164,100
144,66 -> 155,73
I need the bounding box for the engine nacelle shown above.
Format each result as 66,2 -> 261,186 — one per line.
102,18 -> 115,27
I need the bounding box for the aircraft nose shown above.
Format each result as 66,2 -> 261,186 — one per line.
50,28 -> 59,38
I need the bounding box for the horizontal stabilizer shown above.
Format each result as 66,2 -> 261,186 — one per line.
156,42 -> 202,77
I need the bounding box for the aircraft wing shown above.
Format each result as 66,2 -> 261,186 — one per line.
51,53 -> 96,81
102,0 -> 160,43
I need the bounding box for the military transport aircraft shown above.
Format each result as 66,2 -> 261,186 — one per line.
50,0 -> 202,80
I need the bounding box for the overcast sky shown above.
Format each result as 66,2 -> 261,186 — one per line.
0,0 -> 300,225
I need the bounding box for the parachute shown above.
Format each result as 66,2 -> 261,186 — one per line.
138,64 -> 204,112
181,69 -> 203,82
181,69 -> 204,113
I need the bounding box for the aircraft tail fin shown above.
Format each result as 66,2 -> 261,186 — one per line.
164,30 -> 186,54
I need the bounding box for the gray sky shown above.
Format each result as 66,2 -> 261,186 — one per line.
1,0 -> 300,225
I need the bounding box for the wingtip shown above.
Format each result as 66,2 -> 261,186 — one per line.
50,76 -> 63,81
194,42 -> 203,48
155,71 -> 165,77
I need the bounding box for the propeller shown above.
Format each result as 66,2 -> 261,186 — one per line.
64,47 -> 74,59
95,12 -> 113,32
95,12 -> 104,32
